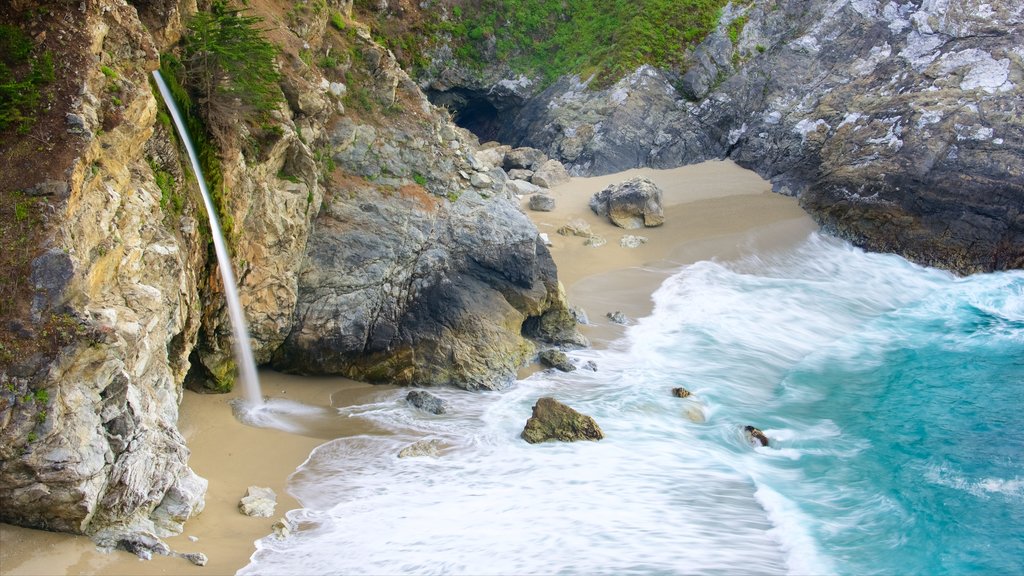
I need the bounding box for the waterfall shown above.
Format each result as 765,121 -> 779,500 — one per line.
152,70 -> 263,406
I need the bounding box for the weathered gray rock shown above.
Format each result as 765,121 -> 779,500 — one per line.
26,180 -> 69,197
1,1 -> 209,549
494,0 -> 1024,273
473,145 -> 510,169
521,397 -> 603,443
538,349 -> 575,372
557,218 -> 592,237
470,171 -> 493,189
179,552 -> 208,566
406,390 -> 449,415
590,177 -> 664,229
273,179 -> 582,390
679,29 -> 735,101
397,439 -> 445,458
507,178 -> 545,196
606,311 -> 628,325
619,235 -> 647,248
530,159 -> 570,188
239,486 -> 277,518
507,168 -> 534,181
528,193 -> 556,212
503,147 -> 548,171
272,518 -> 293,539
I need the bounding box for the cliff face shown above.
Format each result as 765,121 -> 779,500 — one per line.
1,0 -> 208,546
434,0 -> 1024,274
0,0 -> 578,551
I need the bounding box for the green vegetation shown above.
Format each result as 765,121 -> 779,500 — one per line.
156,53 -> 232,239
99,65 -> 118,79
412,173 -> 427,186
425,0 -> 729,87
330,11 -> 346,30
149,159 -> 182,215
0,190 -> 42,319
727,14 -> 748,45
0,23 -> 55,133
182,0 -> 283,143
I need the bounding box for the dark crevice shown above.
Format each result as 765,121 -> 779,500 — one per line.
425,88 -> 518,144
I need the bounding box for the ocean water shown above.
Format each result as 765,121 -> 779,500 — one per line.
240,233 -> 1024,575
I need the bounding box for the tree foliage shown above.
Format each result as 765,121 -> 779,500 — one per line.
182,1 -> 282,143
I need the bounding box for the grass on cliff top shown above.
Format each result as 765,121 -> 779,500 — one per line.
358,0 -> 729,87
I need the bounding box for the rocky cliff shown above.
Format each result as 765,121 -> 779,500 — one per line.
0,0 -> 578,553
427,0 -> 1024,274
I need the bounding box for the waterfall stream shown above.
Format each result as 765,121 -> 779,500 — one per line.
152,70 -> 263,406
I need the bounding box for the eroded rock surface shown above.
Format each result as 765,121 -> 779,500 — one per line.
521,397 -> 604,443
590,177 -> 665,229
493,1 -> 1024,273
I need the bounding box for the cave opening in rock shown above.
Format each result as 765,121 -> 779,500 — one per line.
426,88 -> 512,144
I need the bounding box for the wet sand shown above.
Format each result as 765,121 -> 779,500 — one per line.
527,160 -> 817,345
0,160 -> 816,575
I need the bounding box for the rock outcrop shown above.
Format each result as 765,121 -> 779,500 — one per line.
485,1 -> 1024,273
538,349 -> 575,372
406,390 -> 449,415
2,1 -> 208,550
0,0 -> 579,551
590,177 -> 665,229
521,397 -> 604,443
238,486 -> 277,518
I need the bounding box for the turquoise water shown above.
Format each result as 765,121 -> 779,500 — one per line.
241,233 -> 1023,575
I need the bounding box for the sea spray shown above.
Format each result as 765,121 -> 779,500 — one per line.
151,70 -> 262,406
241,232 -> 1023,575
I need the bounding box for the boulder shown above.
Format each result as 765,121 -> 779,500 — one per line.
397,439 -> 445,458
521,397 -> 604,443
179,552 -> 208,566
406,390 -> 449,415
528,193 -> 556,212
470,172 -> 493,189
606,311 -> 628,324
557,218 -> 592,237
744,426 -> 769,447
272,518 -> 293,539
503,146 -> 548,170
507,179 -> 545,196
619,235 -> 647,248
583,235 -> 607,247
507,168 -> 534,181
238,486 -> 277,518
590,177 -> 664,229
473,145 -> 509,169
530,159 -> 571,188
671,387 -> 691,398
538,349 -> 575,372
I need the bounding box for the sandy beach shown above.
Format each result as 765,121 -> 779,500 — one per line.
0,160 -> 816,575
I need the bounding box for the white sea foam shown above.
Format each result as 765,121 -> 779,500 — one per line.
242,232 -> 1024,576
926,465 -> 1024,500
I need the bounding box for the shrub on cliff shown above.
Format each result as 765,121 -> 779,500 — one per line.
0,24 -> 54,134
182,0 -> 282,143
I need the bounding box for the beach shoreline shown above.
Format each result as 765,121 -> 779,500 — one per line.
0,160 -> 816,576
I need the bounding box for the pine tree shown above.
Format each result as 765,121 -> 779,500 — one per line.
183,1 -> 282,144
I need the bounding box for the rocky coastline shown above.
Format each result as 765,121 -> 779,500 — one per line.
1,0 -> 1021,562
425,0 -> 1024,274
